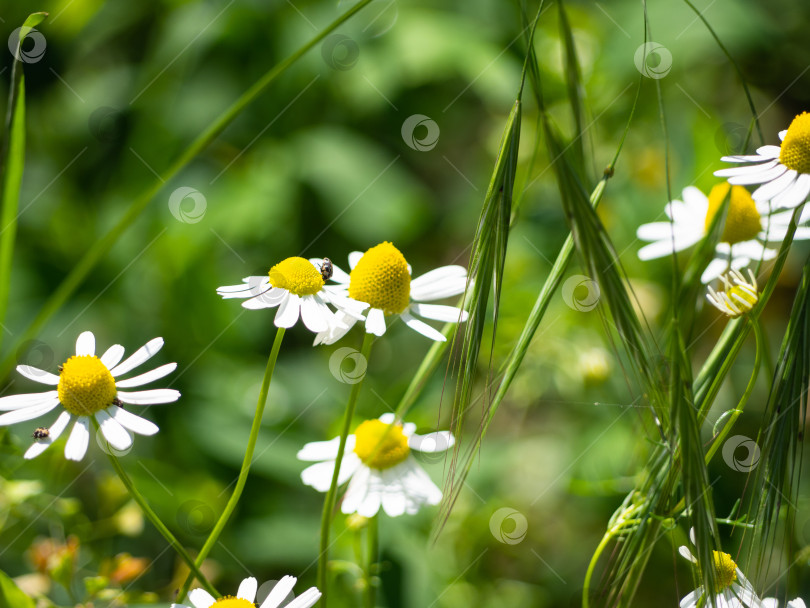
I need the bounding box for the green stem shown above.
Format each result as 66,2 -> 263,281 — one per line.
704,319 -> 763,466
365,514 -> 378,608
177,328 -> 286,601
318,331 -> 375,608
104,445 -> 217,597
0,0 -> 376,382
582,529 -> 613,608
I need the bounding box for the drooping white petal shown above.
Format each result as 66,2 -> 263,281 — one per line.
411,303 -> 468,323
341,466 -> 374,515
216,277 -> 269,297
187,588 -> 217,608
23,411 -> 72,460
300,295 -> 330,333
701,258 -> 732,284
365,308 -> 386,336
300,454 -> 362,492
410,266 -> 468,301
0,399 -> 60,425
109,406 -> 159,435
16,365 -> 60,385
770,173 -> 810,209
64,417 -> 91,461
274,293 -> 301,328
75,331 -> 95,356
110,338 -> 164,377
752,170 -> 798,201
116,389 -> 180,405
409,431 -> 455,453
95,409 -> 134,451
726,163 -> 786,185
237,577 -> 258,602
259,575 -> 297,608
241,287 -> 287,309
285,587 -> 322,608
381,468 -> 407,517
400,312 -> 446,341
0,391 -> 58,411
114,363 -> 177,388
100,344 -> 126,369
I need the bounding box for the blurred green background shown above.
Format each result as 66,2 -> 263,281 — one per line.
2,0 -> 810,605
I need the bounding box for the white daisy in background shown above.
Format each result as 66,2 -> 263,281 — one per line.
172,575 -> 321,608
706,269 -> 759,318
762,599 -> 807,608
216,256 -> 367,333
715,112 -> 810,210
0,331 -> 178,461
636,183 -> 810,283
311,241 -> 468,344
297,413 -> 455,517
679,528 -> 761,608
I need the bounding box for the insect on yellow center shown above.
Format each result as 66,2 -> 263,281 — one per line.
779,112 -> 810,175
711,551 -> 738,589
704,183 -> 762,245
353,419 -> 411,470
348,242 -> 411,314
57,356 -> 117,416
211,598 -> 255,608
268,257 -> 324,296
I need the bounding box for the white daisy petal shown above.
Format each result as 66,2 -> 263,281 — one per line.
752,169 -> 798,201
16,365 -> 60,385
76,331 -> 95,356
410,303 -> 468,323
341,466 -> 372,514
110,338 -> 164,377
64,417 -> 91,461
356,472 -> 383,517
300,454 -> 361,491
329,262 -> 350,284
23,411 -> 72,460
100,344 -> 126,369
701,258 -> 732,284
242,288 -> 287,309
116,389 -> 180,405
274,293 -> 301,328
259,575 -> 297,608
300,295 -> 330,333
237,577 -> 258,602
409,431 -> 455,452
285,587 -> 322,608
365,308 -> 386,336
770,173 -> 810,209
410,265 -> 468,300
188,588 -> 217,608
727,164 -> 787,185
95,409 -> 134,451
0,391 -> 58,411
0,399 -> 60,425
297,436 -> 354,461
114,363 -> 177,388
756,144 -> 782,157
381,468 -> 407,517
716,159 -> 779,178
108,406 -> 159,436
400,312 -> 446,341
348,251 -> 363,269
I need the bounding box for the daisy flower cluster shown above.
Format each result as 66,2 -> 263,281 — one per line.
637,112 -> 810,310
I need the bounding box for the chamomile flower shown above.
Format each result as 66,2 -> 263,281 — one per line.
715,112 -> 810,210
679,528 -> 761,608
311,242 -> 468,344
706,269 -> 759,318
762,599 -> 807,608
171,576 -> 321,608
297,413 -> 455,517
216,257 -> 366,333
636,183 -> 810,283
0,331 -> 178,462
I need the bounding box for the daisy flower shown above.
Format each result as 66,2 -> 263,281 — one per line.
0,331 -> 178,461
762,599 -> 807,608
678,528 -> 761,608
297,413 -> 455,517
706,269 -> 759,318
715,112 -> 810,210
311,241 -> 468,344
172,575 -> 321,608
216,256 -> 367,333
636,183 -> 810,283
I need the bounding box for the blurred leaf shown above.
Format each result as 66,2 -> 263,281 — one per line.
0,570 -> 35,608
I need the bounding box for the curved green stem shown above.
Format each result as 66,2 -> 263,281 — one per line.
582,530 -> 613,608
177,328 -> 286,601
318,331 -> 375,608
364,514 -> 378,608
104,446 -> 217,597
0,0 -> 376,382
704,319 -> 763,466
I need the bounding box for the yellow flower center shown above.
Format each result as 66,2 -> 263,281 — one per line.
704,183 -> 762,244
353,419 -> 411,470
779,112 -> 810,174
348,242 -> 411,314
725,285 -> 758,316
712,551 -> 738,589
268,257 -> 324,296
57,356 -> 117,416
211,598 -> 255,608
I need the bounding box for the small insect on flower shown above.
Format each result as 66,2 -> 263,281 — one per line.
706,268 -> 759,318
33,427 -> 49,440
320,257 -> 334,282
